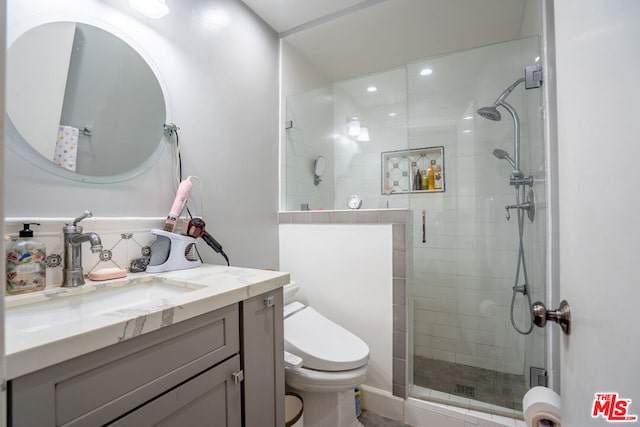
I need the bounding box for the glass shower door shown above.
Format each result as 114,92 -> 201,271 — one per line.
407,37 -> 546,417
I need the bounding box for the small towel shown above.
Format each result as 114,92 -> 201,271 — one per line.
53,125 -> 79,171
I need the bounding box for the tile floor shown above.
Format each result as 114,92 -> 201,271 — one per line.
359,410 -> 413,427
413,356 -> 528,411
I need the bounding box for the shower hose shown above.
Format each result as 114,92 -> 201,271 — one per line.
510,184 -> 534,335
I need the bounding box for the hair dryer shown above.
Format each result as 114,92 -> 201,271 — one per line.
187,218 -> 229,265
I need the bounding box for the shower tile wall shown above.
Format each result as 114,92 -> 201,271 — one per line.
406,38 -> 544,376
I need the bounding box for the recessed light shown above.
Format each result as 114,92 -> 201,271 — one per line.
367,86 -> 378,93
463,116 -> 473,120
388,112 -> 397,117
420,68 -> 433,76
462,130 -> 472,133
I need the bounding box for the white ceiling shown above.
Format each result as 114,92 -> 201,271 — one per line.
240,0 -> 377,34
240,0 -> 529,83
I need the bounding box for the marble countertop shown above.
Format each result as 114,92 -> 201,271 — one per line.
5,264 -> 289,380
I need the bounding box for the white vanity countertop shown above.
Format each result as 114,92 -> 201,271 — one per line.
5,264 -> 289,380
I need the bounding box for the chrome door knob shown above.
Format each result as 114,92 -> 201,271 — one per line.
531,300 -> 572,335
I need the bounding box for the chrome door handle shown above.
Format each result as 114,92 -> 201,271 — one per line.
531,300 -> 571,335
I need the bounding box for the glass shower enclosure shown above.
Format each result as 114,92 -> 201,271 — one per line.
283,36 -> 546,418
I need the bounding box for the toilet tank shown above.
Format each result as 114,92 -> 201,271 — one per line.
283,281 -> 300,305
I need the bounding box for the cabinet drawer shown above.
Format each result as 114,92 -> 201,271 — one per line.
10,304 -> 239,427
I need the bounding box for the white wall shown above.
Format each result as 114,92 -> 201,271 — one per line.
5,0 -> 280,269
279,224 -> 394,393
554,1 -> 640,424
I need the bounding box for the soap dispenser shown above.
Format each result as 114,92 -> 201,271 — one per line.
6,223 -> 47,295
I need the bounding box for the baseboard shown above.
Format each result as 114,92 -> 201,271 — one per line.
359,385 -> 404,422
359,385 -> 526,427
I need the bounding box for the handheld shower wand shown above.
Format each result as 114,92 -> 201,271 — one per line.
492,149 -> 516,169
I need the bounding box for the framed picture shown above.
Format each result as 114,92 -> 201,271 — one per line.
381,146 -> 444,194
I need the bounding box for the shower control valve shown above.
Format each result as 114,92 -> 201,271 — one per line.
505,202 -> 531,220
505,189 -> 536,222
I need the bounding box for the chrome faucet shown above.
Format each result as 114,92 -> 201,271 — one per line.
62,211 -> 103,287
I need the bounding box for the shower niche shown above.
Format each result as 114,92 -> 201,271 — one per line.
381,146 -> 445,194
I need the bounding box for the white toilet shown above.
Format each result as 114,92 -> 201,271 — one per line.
283,282 -> 370,427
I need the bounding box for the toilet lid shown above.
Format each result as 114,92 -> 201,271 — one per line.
284,307 -> 369,372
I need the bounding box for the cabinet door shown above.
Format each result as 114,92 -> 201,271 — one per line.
108,355 -> 242,427
241,289 -> 284,427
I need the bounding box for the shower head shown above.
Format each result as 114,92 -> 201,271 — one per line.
476,106 -> 501,121
476,77 -> 526,121
493,148 -> 516,169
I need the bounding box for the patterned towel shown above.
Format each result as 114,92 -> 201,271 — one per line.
53,125 -> 79,171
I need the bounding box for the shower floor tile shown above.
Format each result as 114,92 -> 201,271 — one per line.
413,356 -> 528,412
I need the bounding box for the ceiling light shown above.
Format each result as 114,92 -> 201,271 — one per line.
129,0 -> 170,18
420,68 -> 433,76
356,127 -> 370,142
463,116 -> 473,120
388,112 -> 397,117
367,86 -> 377,93
347,117 -> 361,136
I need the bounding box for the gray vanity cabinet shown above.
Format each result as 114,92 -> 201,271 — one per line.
241,290 -> 285,427
9,289 -> 284,427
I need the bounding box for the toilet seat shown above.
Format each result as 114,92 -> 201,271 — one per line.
284,305 -> 369,372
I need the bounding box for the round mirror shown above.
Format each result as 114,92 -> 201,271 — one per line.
6,21 -> 168,183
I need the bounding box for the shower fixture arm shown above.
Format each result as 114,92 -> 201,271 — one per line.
492,77 -> 525,106
498,100 -> 521,172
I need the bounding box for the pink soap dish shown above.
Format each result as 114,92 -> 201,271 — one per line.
88,267 -> 128,281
